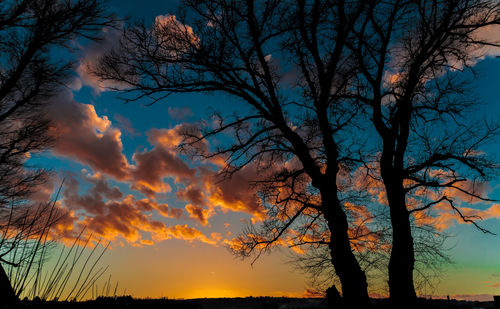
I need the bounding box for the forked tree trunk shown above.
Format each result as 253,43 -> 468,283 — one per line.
0,264 -> 18,307
322,188 -> 370,308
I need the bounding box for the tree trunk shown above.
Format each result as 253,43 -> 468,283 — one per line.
0,264 -> 18,308
382,166 -> 417,305
322,188 -> 370,308
388,193 -> 416,303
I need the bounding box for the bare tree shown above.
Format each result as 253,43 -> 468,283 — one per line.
350,0 -> 500,304
0,0 -> 117,305
93,0 -> 378,306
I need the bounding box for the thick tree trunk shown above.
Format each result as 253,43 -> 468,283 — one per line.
387,189 -> 416,304
381,161 -> 417,305
0,264 -> 18,308
322,188 -> 370,308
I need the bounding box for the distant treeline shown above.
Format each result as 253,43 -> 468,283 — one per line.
17,296 -> 496,309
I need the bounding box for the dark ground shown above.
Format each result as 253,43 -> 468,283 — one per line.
12,296 -> 497,309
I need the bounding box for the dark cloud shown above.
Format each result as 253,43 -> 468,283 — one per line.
168,106 -> 194,121
48,90 -> 129,180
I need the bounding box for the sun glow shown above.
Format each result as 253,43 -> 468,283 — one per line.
183,287 -> 246,299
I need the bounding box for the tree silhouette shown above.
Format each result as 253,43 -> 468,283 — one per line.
0,0 -> 117,305
350,0 -> 500,304
93,0 -> 500,306
94,0 -> 374,307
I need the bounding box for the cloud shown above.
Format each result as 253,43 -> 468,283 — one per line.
28,175 -> 59,204
125,126 -> 197,198
166,161 -> 268,223
204,163 -> 266,219
49,206 -> 81,241
42,91 -> 269,235
351,163 -> 387,205
130,145 -> 195,197
114,114 -> 141,137
185,204 -> 213,225
82,171 -> 123,200
0,196 -> 80,245
301,288 -> 324,298
74,14 -> 198,93
62,173 -> 109,215
149,123 -> 207,153
414,200 -> 500,232
75,27 -> 128,93
168,106 -> 193,120
350,162 -> 499,233
48,90 -> 129,180
134,198 -> 184,219
406,174 -> 499,231
152,224 -> 221,245
467,24 -> 500,64
153,14 -> 200,57
56,173 -> 226,246
176,184 -> 204,205
489,281 -> 500,288
49,102 -> 267,228
63,171 -> 182,219
78,195 -> 164,243
129,125 -> 266,223
128,124 -> 206,198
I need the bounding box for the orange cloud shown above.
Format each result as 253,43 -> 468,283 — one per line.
133,127 -> 266,223
130,144 -> 194,196
153,14 -> 200,57
464,24 -> 500,66
185,204 -> 213,226
153,224 -> 220,245
41,91 -> 298,237
351,163 -> 387,205
57,172 -> 229,247
490,281 -> 500,288
149,124 -> 208,154
302,288 -> 324,298
177,184 -> 205,205
129,126 -> 200,197
350,162 -> 498,233
0,196 -> 80,246
203,163 -> 266,219
50,105 -> 268,228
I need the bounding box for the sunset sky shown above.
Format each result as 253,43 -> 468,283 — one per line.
28,0 -> 500,301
